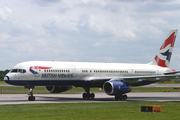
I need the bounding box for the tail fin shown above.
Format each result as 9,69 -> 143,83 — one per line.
149,29 -> 178,67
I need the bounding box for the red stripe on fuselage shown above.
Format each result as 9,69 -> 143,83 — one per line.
29,66 -> 52,69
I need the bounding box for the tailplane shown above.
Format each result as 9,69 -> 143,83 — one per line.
149,29 -> 178,67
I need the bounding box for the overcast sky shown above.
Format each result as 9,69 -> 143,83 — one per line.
0,0 -> 180,70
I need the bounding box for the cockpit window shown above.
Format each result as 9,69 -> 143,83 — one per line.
11,69 -> 18,73
10,69 -> 26,73
19,69 -> 26,73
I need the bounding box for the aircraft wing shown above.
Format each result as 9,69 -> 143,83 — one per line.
90,74 -> 180,86
118,74 -> 180,81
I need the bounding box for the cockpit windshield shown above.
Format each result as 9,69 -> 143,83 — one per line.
10,69 -> 26,73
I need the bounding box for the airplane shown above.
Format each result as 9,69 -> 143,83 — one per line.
4,29 -> 180,101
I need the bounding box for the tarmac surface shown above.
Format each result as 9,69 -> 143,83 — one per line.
1,92 -> 180,105
1,83 -> 180,105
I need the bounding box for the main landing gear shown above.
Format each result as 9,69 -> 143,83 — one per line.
82,87 -> 95,100
27,86 -> 35,101
115,94 -> 127,101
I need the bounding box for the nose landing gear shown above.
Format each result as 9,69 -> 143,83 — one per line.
28,88 -> 35,101
25,86 -> 35,101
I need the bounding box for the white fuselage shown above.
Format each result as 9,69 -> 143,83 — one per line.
4,61 -> 171,87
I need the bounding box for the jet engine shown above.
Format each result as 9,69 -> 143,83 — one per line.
45,86 -> 72,93
103,81 -> 132,95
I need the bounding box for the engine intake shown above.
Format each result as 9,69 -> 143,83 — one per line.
103,81 -> 132,95
45,86 -> 72,93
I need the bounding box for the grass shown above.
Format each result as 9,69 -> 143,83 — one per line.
132,87 -> 180,92
1,86 -> 180,94
0,102 -> 180,120
0,86 -> 103,94
0,81 -> 5,84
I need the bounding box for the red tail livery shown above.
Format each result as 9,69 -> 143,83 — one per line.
150,29 -> 178,67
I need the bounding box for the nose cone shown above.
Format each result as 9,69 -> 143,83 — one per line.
4,75 -> 9,83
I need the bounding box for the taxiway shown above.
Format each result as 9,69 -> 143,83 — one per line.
0,92 -> 180,105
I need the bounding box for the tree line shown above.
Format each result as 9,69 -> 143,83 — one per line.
0,70 -> 10,81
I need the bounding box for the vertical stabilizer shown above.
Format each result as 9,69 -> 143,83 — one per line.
149,29 -> 178,67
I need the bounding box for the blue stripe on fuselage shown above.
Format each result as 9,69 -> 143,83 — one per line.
5,79 -> 160,87
4,80 -> 100,87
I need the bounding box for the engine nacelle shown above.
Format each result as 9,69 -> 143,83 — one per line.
45,86 -> 72,93
103,81 -> 132,95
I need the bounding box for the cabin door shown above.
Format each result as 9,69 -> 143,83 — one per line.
71,65 -> 77,78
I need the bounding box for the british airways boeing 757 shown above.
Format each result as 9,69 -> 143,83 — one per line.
4,29 -> 180,101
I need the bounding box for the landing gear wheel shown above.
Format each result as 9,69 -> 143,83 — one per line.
82,87 -> 95,100
83,93 -> 87,99
115,95 -> 119,100
83,93 -> 89,99
122,95 -> 127,100
28,96 -> 35,101
90,93 -> 95,99
115,95 -> 122,100
115,94 -> 127,101
82,93 -> 95,100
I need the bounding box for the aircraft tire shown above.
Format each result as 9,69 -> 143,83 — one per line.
115,95 -> 119,100
115,95 -> 127,101
122,95 -> 127,100
90,93 -> 95,99
83,93 -> 95,100
83,93 -> 87,99
28,96 -> 35,101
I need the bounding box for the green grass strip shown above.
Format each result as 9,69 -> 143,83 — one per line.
1,86 -> 180,94
0,102 -> 180,120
